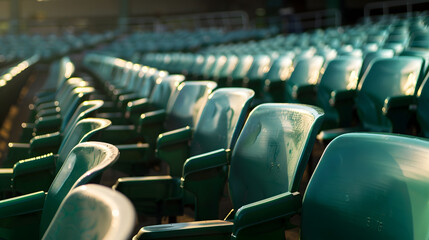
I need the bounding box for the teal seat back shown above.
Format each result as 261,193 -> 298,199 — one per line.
416,74 -> 429,137
316,57 -> 362,127
136,68 -> 164,99
230,55 -> 254,80
194,54 -> 215,77
44,57 -> 74,91
149,74 -> 185,109
360,49 -> 394,79
285,56 -> 324,102
42,184 -> 136,240
208,55 -> 227,79
356,57 -> 423,132
200,55 -> 217,78
59,86 -> 95,126
188,55 -> 205,76
124,63 -> 142,92
246,55 -> 271,81
55,118 -> 112,172
401,49 -> 429,85
164,81 -> 217,131
302,133 -> 429,240
189,88 -> 255,157
265,55 -> 293,83
229,103 -> 324,209
40,142 -> 119,235
61,100 -> 104,135
54,77 -> 88,104
216,55 -> 239,79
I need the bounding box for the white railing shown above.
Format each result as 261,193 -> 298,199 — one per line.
364,0 -> 429,23
279,8 -> 341,31
129,10 -> 249,32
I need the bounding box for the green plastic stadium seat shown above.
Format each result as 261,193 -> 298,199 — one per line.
112,81 -> 217,174
132,103 -> 324,240
0,118 -> 111,196
114,88 -> 254,222
316,56 -> 362,129
319,56 -> 424,141
9,100 -> 104,161
0,141 -> 119,239
42,184 -> 136,240
284,56 -> 324,105
302,133 -> 429,240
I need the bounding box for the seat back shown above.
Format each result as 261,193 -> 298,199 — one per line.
316,57 -> 362,128
43,57 -> 74,92
208,55 -> 228,79
416,73 -> 429,137
265,55 -> 293,83
164,81 -> 217,131
355,57 -> 423,132
360,49 -> 394,79
56,118 -> 112,172
42,184 -> 136,240
53,77 -> 89,105
215,55 -> 239,79
284,56 -> 324,102
149,74 -> 185,110
167,88 -> 254,178
59,86 -> 95,126
190,88 -> 255,155
302,133 -> 429,239
401,49 -> 429,84
229,55 -> 254,83
61,100 -> 104,137
136,68 -> 165,99
39,142 -> 119,235
229,103 -> 324,209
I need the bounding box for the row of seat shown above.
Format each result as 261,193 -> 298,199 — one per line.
0,55 -> 39,130
82,39 -> 429,240
2,12 -> 429,240
0,31 -> 118,64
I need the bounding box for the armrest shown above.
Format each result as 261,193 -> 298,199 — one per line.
156,127 -> 192,178
98,125 -> 137,144
181,149 -> 230,220
115,143 -> 150,164
97,101 -> 117,113
126,98 -> 150,115
96,112 -> 127,125
19,122 -> 35,142
138,109 -> 167,147
135,220 -> 233,240
157,127 -> 192,150
382,95 -> 415,115
35,114 -> 62,131
12,153 -> 57,194
119,93 -> 139,104
36,107 -> 60,118
2,143 -> 31,168
233,192 -> 301,238
0,168 -> 13,192
35,101 -> 59,112
29,132 -> 62,155
114,176 -> 181,202
316,126 -> 363,142
0,191 -> 46,218
329,89 -> 356,106
183,149 -> 230,181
